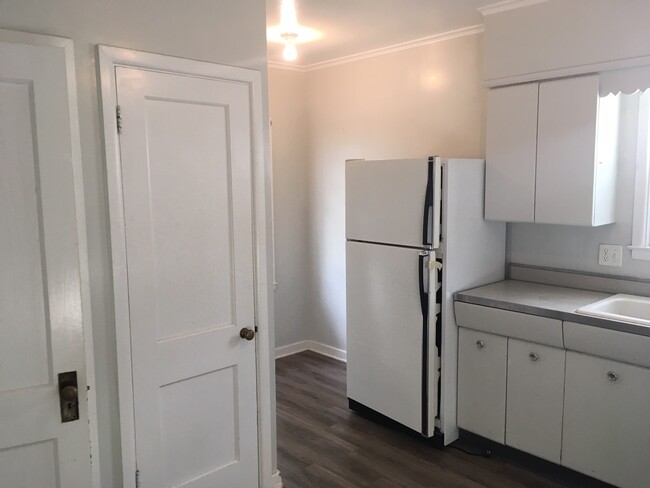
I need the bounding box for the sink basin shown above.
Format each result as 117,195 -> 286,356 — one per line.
576,294 -> 650,327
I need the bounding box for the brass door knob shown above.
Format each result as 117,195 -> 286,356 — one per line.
61,385 -> 78,402
240,327 -> 255,341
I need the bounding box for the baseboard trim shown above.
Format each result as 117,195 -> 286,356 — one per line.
274,341 -> 310,359
275,340 -> 347,362
271,470 -> 283,488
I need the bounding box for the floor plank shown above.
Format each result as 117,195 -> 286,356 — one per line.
276,351 -> 602,488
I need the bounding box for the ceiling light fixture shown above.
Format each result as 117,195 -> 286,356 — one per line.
267,0 -> 321,62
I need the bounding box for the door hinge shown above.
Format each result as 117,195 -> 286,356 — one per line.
135,469 -> 140,488
116,105 -> 122,135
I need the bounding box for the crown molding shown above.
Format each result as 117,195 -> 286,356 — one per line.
268,24 -> 484,73
267,60 -> 307,72
478,0 -> 547,16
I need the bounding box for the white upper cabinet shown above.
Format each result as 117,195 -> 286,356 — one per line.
485,83 -> 539,222
485,75 -> 619,226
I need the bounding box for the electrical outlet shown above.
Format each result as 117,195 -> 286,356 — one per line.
599,244 -> 623,267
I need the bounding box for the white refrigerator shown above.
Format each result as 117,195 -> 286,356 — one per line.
345,156 -> 505,444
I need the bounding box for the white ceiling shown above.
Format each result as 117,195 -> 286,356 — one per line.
266,0 -> 497,68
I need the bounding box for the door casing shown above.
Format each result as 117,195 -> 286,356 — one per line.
97,46 -> 279,488
0,28 -> 100,488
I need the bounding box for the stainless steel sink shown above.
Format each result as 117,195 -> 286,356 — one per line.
576,294 -> 650,327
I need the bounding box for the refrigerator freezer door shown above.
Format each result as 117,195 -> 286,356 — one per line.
346,240 -> 429,433
346,158 -> 436,248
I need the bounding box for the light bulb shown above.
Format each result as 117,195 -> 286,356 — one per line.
283,43 -> 298,61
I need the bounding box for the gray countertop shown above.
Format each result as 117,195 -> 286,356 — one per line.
455,280 -> 650,337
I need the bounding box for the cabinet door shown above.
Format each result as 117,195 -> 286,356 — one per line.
506,339 -> 565,463
485,83 -> 539,222
536,75 -> 600,225
563,352 -> 650,488
457,328 -> 507,443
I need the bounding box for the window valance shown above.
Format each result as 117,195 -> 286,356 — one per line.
600,65 -> 650,96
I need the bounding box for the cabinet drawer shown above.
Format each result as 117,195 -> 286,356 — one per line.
457,328 -> 507,443
563,352 -> 650,488
455,302 -> 563,347
564,321 -> 650,369
506,339 -> 565,463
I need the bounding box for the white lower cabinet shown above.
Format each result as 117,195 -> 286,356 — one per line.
506,339 -> 565,463
455,301 -> 650,488
562,351 -> 650,488
457,328 -> 507,443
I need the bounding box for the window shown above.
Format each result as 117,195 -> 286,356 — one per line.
630,91 -> 650,260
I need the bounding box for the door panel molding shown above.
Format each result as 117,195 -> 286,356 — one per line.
97,45 -> 277,488
0,28 -> 99,488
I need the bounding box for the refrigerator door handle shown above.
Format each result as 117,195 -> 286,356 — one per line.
418,251 -> 430,318
418,250 -> 430,436
422,158 -> 435,248
432,157 -> 442,249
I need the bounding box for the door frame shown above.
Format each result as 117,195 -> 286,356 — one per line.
97,46 -> 279,488
0,28 -> 100,488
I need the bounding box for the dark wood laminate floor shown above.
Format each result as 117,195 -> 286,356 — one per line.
276,351 -> 582,488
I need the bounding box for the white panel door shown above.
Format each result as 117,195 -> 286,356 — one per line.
116,67 -> 258,488
346,241 -> 430,433
485,83 -> 539,222
0,38 -> 92,486
346,158 -> 433,248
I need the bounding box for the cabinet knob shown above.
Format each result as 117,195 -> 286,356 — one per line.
529,352 -> 539,362
607,371 -> 618,382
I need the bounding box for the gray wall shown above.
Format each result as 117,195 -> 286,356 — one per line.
268,68 -> 311,348
509,94 -> 650,279
0,2 -> 269,486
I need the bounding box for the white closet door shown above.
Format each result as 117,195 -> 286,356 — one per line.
116,66 -> 258,488
0,37 -> 92,487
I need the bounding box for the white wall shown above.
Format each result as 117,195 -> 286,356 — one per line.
304,34 -> 487,351
268,68 -> 311,347
0,2 -> 269,486
484,0 -> 650,83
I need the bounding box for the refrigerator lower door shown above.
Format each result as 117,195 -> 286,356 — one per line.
346,240 -> 431,434
346,158 -> 438,248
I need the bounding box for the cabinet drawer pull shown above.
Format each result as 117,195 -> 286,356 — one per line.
529,352 -> 539,362
476,340 -> 485,349
607,371 -> 618,382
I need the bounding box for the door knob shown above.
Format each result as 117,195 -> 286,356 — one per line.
240,327 -> 255,341
61,385 -> 78,402
58,371 -> 79,423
